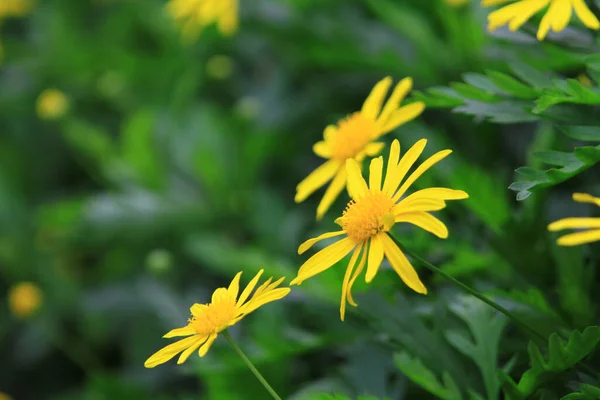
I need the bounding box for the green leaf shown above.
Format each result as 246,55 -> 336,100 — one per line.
561,383 -> 600,400
515,327 -> 600,397
454,100 -> 538,123
445,296 -> 508,400
485,70 -> 538,99
394,352 -> 463,400
509,61 -> 554,88
560,125 -> 600,141
62,118 -> 114,167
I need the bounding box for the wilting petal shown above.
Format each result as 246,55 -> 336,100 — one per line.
340,245 -> 362,321
295,160 -> 341,203
396,212 -> 449,239
163,326 -> 196,338
316,169 -> 347,221
365,234 -> 385,283
361,77 -> 392,121
548,217 -> 600,231
392,149 -> 452,202
346,159 -> 369,199
298,230 -> 346,254
145,335 -> 203,368
557,229 -> 600,246
380,234 -> 427,294
291,238 -> 356,285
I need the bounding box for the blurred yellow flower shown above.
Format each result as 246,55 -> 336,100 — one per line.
446,0 -> 469,6
0,0 -> 33,18
36,89 -> 69,120
145,269 -> 290,368
548,193 -> 600,246
484,0 -> 600,40
206,54 -> 233,80
291,139 -> 468,320
9,282 -> 43,319
166,0 -> 238,39
577,73 -> 593,87
0,392 -> 13,400
296,77 -> 425,220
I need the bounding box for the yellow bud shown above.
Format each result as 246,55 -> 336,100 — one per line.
36,89 -> 69,120
8,282 -> 43,319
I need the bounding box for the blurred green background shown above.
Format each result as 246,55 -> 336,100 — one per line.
2,0 -> 600,399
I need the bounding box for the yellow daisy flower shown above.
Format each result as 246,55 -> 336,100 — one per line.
548,193 -> 600,246
8,281 -> 43,319
291,139 -> 468,320
144,269 -> 290,368
484,0 -> 600,40
296,77 -> 425,220
36,89 -> 69,120
165,0 -> 238,40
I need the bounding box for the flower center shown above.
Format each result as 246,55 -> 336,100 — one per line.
188,294 -> 237,336
330,113 -> 377,161
338,191 -> 396,243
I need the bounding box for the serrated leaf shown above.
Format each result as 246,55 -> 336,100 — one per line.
485,70 -> 538,99
450,82 -> 501,102
454,100 -> 538,123
394,352 -> 463,400
559,125 -> 600,141
533,151 -> 578,167
516,327 -> 600,397
509,61 -> 554,88
446,296 -> 508,400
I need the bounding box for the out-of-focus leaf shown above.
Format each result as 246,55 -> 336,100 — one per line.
561,383 -> 600,400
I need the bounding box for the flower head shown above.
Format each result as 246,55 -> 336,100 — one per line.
484,0 -> 600,40
548,193 -> 600,246
36,89 -> 69,120
296,77 -> 425,220
166,0 -> 238,40
9,282 -> 42,319
144,269 -> 290,368
291,139 -> 468,320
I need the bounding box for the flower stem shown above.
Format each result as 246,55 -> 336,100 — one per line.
388,234 -> 547,345
223,331 -> 282,400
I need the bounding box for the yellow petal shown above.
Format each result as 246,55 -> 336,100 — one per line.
144,335 -> 203,368
572,0 -> 600,29
382,139 -> 401,194
298,230 -> 346,254
537,0 -> 570,40
506,0 -> 550,32
323,124 -> 337,141
347,242 -> 368,306
364,142 -> 385,156
211,287 -> 230,304
239,287 -> 291,315
251,277 -> 273,299
380,234 -> 427,294
396,212 -> 449,239
557,229 -> 600,246
340,245 -> 363,321
392,149 -> 452,202
313,141 -> 332,158
548,217 -> 600,231
237,269 -> 264,306
228,271 -> 242,299
346,159 -> 368,199
369,156 -> 384,192
384,139 -> 427,197
291,237 -> 356,285
365,234 -> 384,283
295,160 -> 341,203
198,332 -> 218,357
573,192 -> 600,206
381,102 -> 425,134
190,303 -> 209,317
482,0 -> 513,5
361,77 -> 392,121
163,326 -> 196,338
394,198 -> 446,214
177,336 -> 206,364
377,77 -> 412,127
316,169 -> 347,221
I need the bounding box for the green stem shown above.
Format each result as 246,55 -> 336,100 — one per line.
223,331 -> 282,400
388,234 -> 547,345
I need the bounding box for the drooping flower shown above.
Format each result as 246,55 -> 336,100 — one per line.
548,193 -> 600,246
295,77 -> 425,220
36,89 -> 69,120
483,0 -> 600,40
291,139 -> 468,320
8,282 -> 43,319
165,0 -> 238,40
144,269 -> 290,368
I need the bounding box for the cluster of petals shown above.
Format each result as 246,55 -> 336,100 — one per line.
295,77 -> 425,220
483,0 -> 600,40
144,269 -> 290,368
166,0 -> 238,39
291,139 -> 469,320
548,193 -> 600,246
